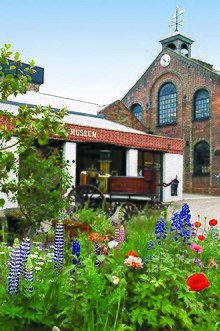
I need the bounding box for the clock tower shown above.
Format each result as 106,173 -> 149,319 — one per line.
159,32 -> 194,58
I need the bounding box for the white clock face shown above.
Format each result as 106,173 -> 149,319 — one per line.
160,54 -> 171,67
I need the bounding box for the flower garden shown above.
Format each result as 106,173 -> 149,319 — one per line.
0,203 -> 219,331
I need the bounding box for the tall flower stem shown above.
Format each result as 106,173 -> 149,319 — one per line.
8,238 -> 22,295
113,296 -> 121,331
54,221 -> 64,272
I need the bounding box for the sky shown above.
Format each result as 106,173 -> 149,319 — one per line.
2,0 -> 220,112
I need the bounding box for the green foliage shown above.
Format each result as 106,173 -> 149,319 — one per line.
0,205 -> 219,331
0,44 -> 72,230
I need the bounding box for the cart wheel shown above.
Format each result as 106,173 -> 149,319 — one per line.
120,202 -> 140,223
106,201 -> 118,217
67,184 -> 105,212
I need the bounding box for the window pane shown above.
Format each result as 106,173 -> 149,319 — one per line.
194,90 -> 210,119
158,83 -> 177,125
132,104 -> 143,122
194,141 -> 210,175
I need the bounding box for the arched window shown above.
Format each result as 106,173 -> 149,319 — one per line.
158,83 -> 177,125
194,89 -> 210,119
131,104 -> 143,122
194,141 -> 210,175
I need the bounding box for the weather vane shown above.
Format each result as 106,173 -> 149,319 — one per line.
170,5 -> 185,32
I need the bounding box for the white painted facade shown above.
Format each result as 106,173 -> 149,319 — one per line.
64,142 -> 77,188
126,149 -> 138,176
162,153 -> 183,202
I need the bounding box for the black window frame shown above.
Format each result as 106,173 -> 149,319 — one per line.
193,141 -> 210,176
194,89 -> 210,120
131,103 -> 143,122
158,83 -> 177,126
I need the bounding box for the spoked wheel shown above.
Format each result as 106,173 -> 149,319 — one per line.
67,184 -> 105,212
106,201 -> 118,217
120,202 -> 140,223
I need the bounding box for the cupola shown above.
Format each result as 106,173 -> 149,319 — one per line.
160,6 -> 194,58
159,32 -> 194,58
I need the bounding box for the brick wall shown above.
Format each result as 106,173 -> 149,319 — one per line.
0,113 -> 184,155
100,100 -> 147,132
121,48 -> 220,194
68,124 -> 184,155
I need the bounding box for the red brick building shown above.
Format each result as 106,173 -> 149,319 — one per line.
101,32 -> 220,194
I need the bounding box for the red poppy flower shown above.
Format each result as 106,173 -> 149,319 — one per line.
194,221 -> 202,228
186,273 -> 210,292
126,250 -> 138,257
198,235 -> 205,241
209,219 -> 218,226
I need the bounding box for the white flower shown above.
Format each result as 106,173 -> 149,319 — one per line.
108,240 -> 119,249
35,261 -> 44,265
46,253 -> 54,257
30,254 -> 39,259
35,266 -> 41,271
112,276 -> 120,285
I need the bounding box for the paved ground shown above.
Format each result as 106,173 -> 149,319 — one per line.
167,193 -> 220,230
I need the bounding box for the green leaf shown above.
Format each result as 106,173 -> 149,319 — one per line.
4,43 -> 11,49
9,65 -> 16,70
0,198 -> 5,207
14,52 -> 20,60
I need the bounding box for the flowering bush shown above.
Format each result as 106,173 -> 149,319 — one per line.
0,203 -> 219,331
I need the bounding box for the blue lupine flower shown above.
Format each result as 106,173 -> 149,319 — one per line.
155,218 -> 167,245
94,241 -> 101,266
179,203 -> 191,225
72,240 -> 81,272
178,228 -> 191,243
54,221 -> 64,271
72,240 -> 80,264
20,237 -> 31,274
145,240 -> 155,263
170,203 -> 192,243
170,212 -> 184,231
8,238 -> 22,295
147,240 -> 155,250
24,256 -> 34,295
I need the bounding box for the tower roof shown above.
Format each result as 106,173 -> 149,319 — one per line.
159,32 -> 194,45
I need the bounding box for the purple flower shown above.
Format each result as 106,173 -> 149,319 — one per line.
20,237 -> 31,274
8,238 -> 22,295
119,226 -> 125,243
54,221 -> 64,271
